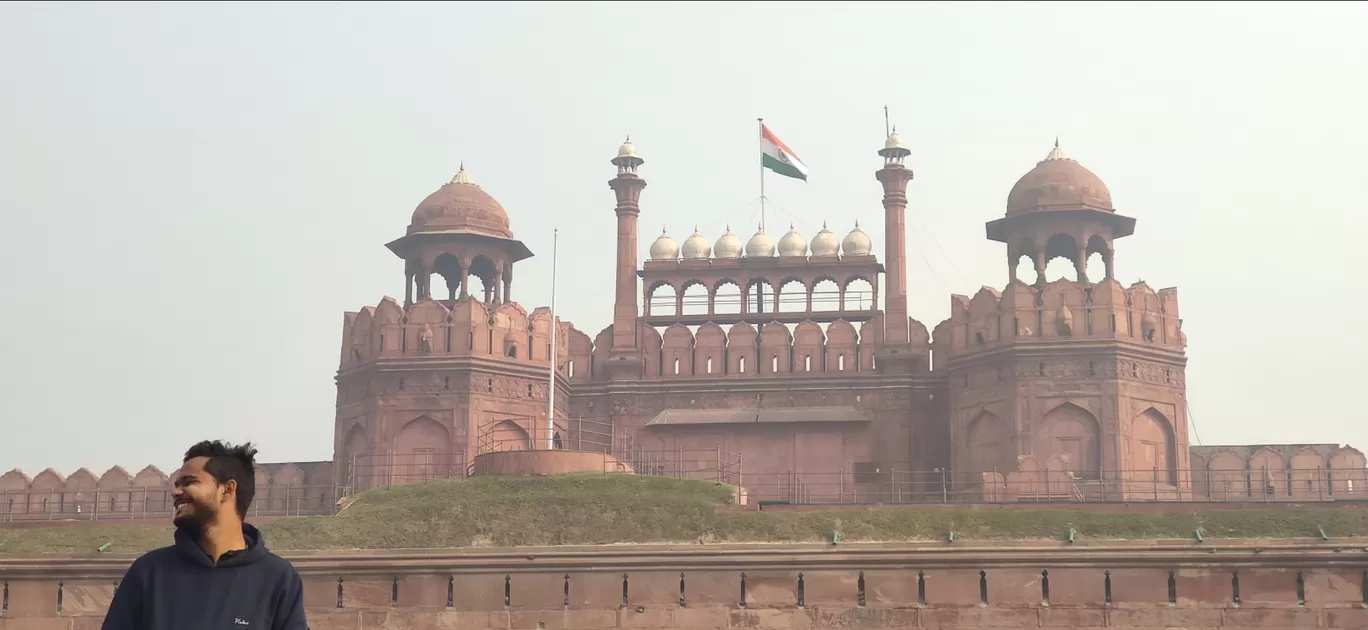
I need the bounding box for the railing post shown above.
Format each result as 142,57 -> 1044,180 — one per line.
738,452 -> 744,490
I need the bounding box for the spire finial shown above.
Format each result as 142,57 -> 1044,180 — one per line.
661,225 -> 667,235
693,224 -> 699,233
1043,138 -> 1068,161
823,221 -> 828,229
450,162 -> 476,185
625,134 -> 631,142
854,219 -> 860,228
725,223 -> 731,232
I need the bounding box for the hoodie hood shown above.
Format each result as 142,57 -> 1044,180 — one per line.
174,522 -> 270,568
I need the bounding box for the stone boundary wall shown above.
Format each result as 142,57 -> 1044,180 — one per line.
2,541 -> 1366,629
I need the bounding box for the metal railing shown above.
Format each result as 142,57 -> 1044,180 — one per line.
0,485 -> 343,522
343,451 -> 469,492
738,466 -> 1368,506
12,461 -> 1361,522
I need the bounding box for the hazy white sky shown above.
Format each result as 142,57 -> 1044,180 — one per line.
1,1 -> 1365,474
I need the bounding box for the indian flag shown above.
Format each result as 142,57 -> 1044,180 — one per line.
760,123 -> 809,181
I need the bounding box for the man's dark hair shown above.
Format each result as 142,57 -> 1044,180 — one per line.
183,440 -> 258,517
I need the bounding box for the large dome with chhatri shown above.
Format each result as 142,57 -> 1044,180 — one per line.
409,165 -> 513,238
1005,141 -> 1113,216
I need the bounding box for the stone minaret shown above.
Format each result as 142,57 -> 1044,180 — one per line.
875,129 -> 915,370
606,138 -> 646,379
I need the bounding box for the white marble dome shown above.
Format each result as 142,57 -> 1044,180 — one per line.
777,224 -> 807,257
681,228 -> 711,259
842,221 -> 873,256
884,130 -> 906,151
714,226 -> 742,259
649,228 -> 678,260
744,227 -> 774,258
810,222 -> 840,257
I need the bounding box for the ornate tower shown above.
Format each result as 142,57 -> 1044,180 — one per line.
946,142 -> 1190,501
335,165 -> 581,492
604,139 -> 647,380
875,129 -> 917,372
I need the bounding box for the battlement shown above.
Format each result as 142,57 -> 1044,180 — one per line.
338,295 -> 592,380
577,315 -> 937,381
0,460 -> 335,521
947,277 -> 1183,355
1189,444 -> 1368,501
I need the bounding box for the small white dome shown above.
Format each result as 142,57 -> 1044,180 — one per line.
884,132 -> 906,151
681,228 -> 711,259
714,226 -> 742,259
1044,137 -> 1068,161
777,224 -> 807,258
744,227 -> 774,258
617,138 -> 639,158
810,222 -> 840,257
649,228 -> 678,260
842,221 -> 873,256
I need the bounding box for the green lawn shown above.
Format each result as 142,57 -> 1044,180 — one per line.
3,474 -> 1366,554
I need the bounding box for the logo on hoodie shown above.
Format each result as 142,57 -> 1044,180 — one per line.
234,619 -> 250,626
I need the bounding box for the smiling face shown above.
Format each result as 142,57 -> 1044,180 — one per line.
172,456 -> 234,532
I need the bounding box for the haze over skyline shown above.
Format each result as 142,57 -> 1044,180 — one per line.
1,2 -> 1364,474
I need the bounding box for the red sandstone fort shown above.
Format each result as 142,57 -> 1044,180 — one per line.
2,133 -> 1364,518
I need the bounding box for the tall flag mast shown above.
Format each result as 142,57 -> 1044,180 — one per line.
545,228 -> 559,450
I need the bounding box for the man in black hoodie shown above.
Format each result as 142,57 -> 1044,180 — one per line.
102,440 -> 307,630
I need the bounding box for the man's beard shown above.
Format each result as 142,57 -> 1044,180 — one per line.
172,498 -> 216,533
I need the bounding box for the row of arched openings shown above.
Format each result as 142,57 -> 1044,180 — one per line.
647,278 -> 875,317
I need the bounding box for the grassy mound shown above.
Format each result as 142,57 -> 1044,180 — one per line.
3,474 -> 1367,555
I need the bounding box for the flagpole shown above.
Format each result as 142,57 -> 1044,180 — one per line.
757,117 -> 766,232
545,228 -> 558,450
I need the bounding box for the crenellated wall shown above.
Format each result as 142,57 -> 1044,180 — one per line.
2,542 -> 1366,629
599,315 -> 937,380
337,296 -> 579,376
947,278 -> 1183,351
0,461 -> 335,521
1190,444 -> 1368,501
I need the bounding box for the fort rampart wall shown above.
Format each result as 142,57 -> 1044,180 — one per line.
2,541 -> 1366,629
